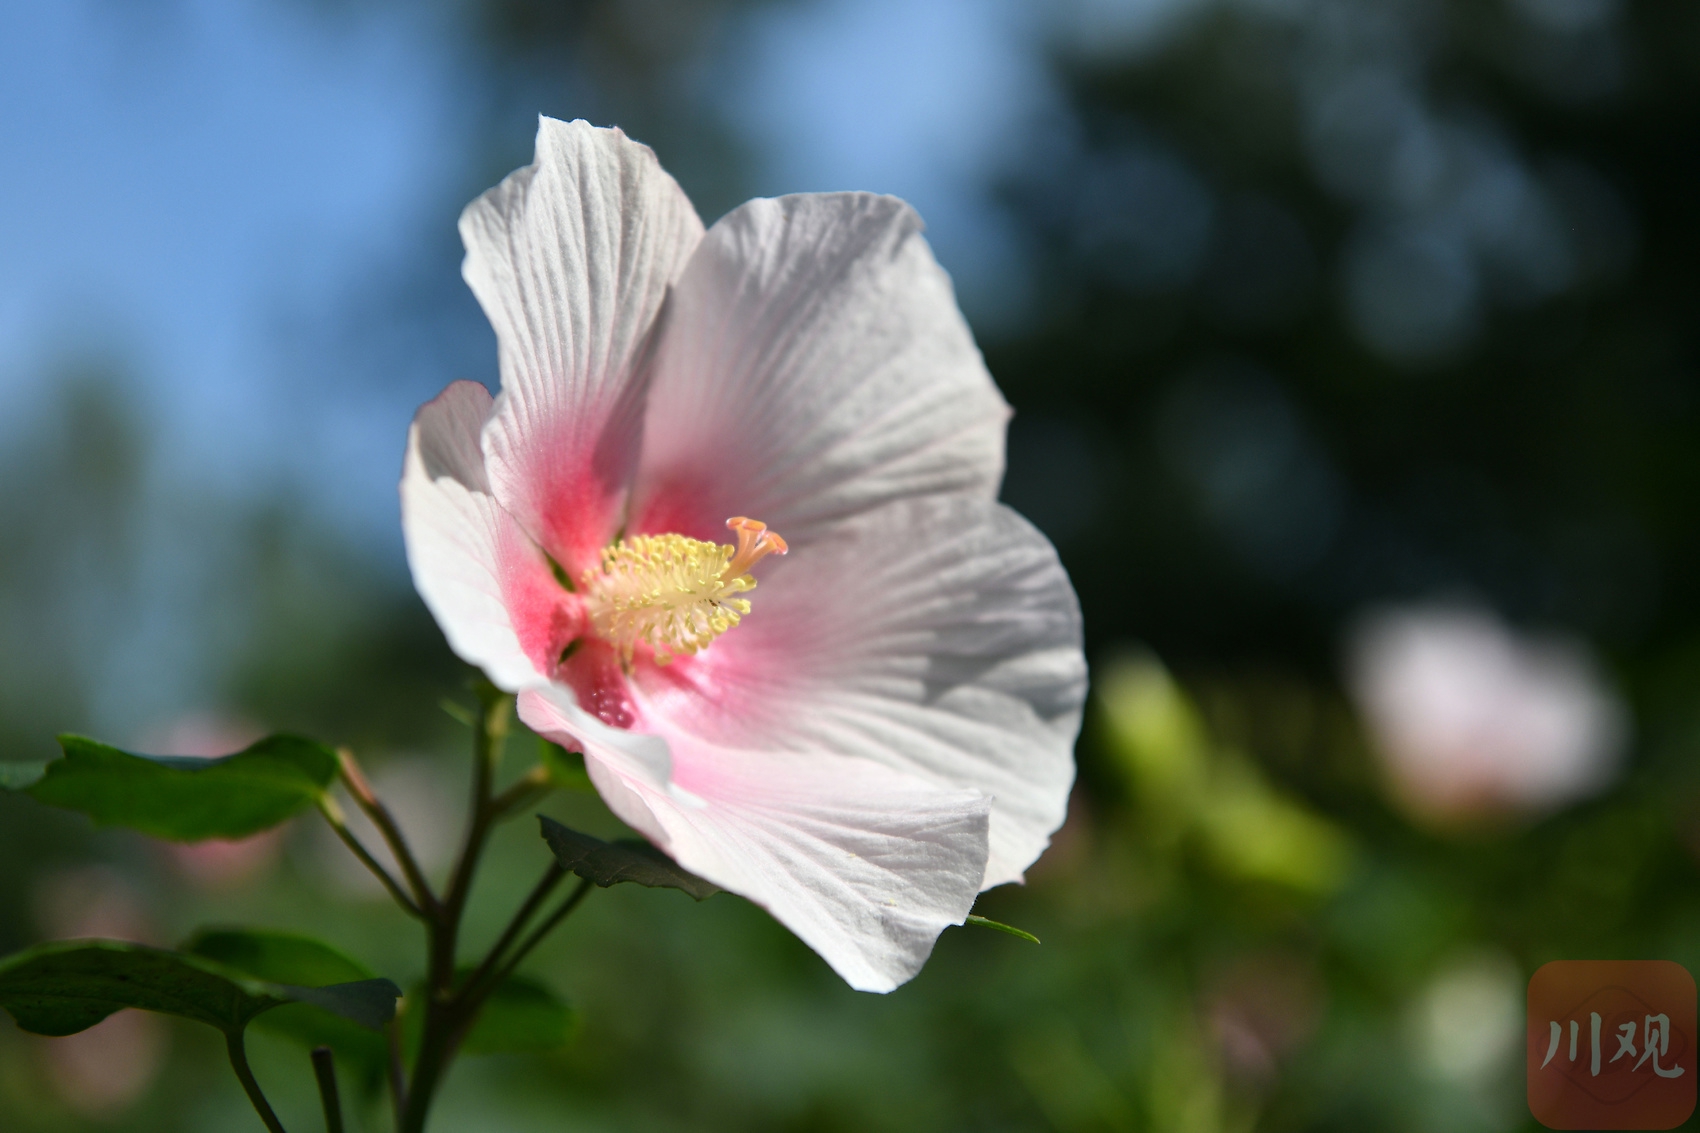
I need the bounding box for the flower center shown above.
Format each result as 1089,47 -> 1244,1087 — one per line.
581,517 -> 787,665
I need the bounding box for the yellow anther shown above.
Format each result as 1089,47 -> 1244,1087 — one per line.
582,517 -> 786,665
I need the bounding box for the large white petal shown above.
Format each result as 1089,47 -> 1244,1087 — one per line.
463,117 -> 705,575
519,686 -> 990,993
628,193 -> 1009,546
633,496 -> 1085,888
401,381 -> 571,692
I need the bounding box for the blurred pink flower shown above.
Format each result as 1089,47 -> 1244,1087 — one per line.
401,117 -> 1084,991
38,1010 -> 165,1118
1346,604 -> 1625,822
32,867 -> 167,1115
33,866 -> 158,946
142,712 -> 283,888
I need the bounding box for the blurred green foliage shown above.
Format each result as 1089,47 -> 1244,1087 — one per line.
5,0 -> 1700,1130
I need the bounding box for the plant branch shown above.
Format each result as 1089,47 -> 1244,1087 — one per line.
440,875 -> 593,1065
400,683 -> 511,1133
337,748 -> 440,915
310,1047 -> 344,1133
488,765 -> 553,820
226,1030 -> 288,1133
436,685 -> 510,974
315,796 -> 425,920
485,877 -> 593,995
459,862 -> 566,1005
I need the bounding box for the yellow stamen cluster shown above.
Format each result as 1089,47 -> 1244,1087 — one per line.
582,518 -> 787,665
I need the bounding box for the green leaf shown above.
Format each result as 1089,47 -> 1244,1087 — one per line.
186,929 -> 394,1089
19,734 -> 338,841
261,1003 -> 391,1091
0,761 -> 47,790
0,939 -> 397,1043
284,980 -> 404,1032
537,740 -> 594,793
463,973 -> 576,1055
539,816 -> 719,900
0,940 -> 285,1037
183,928 -> 375,987
965,915 -> 1041,944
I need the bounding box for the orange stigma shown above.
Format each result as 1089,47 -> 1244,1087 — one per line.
725,517 -> 788,577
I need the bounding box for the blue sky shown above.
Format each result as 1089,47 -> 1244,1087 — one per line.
724,0 -> 1062,323
0,0 -> 1181,733
0,0 -> 1139,547
0,0 -> 461,491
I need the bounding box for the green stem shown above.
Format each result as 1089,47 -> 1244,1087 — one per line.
484,878 -> 593,997
399,683 -> 511,1133
226,1030 -> 288,1133
310,1047 -> 344,1133
460,862 -> 566,1002
446,877 -> 594,1062
337,748 -> 441,915
488,764 -> 554,820
316,796 -> 425,920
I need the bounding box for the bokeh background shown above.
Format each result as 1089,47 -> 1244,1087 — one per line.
2,0 -> 1699,1129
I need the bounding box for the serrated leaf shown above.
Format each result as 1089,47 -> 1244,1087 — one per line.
21,734 -> 338,841
463,973 -> 576,1055
965,915 -> 1041,944
0,762 -> 47,790
0,939 -> 396,1045
539,816 -> 719,900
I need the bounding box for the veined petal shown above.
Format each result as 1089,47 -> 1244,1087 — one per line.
633,496 -> 1085,888
410,376 -> 493,493
401,381 -> 575,691
464,117 -> 705,575
629,193 -> 1010,546
519,686 -> 991,993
